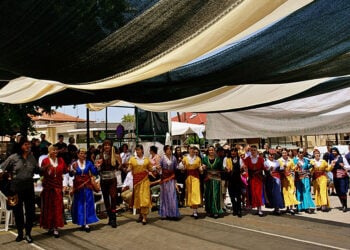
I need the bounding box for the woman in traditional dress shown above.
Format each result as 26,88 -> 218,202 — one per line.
158,145 -> 180,220
202,146 -> 224,218
70,148 -> 99,232
223,148 -> 243,217
310,148 -> 332,212
278,148 -> 299,215
149,145 -> 161,171
40,145 -> 67,238
128,144 -> 153,225
183,146 -> 203,219
95,139 -> 120,228
293,148 -> 315,213
264,149 -> 284,215
242,145 -> 265,216
330,147 -> 349,212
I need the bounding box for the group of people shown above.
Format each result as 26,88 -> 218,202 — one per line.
1,135 -> 350,244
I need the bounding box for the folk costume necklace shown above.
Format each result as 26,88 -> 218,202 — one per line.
49,157 -> 58,177
136,155 -> 145,165
164,155 -> 173,169
187,154 -> 196,165
250,155 -> 258,170
77,160 -> 86,175
207,157 -> 217,170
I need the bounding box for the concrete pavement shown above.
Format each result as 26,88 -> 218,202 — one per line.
0,195 -> 349,250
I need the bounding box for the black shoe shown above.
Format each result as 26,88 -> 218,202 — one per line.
111,220 -> 117,228
25,235 -> 33,243
273,210 -> 281,216
258,211 -> 264,217
237,211 -> 242,218
213,214 -> 219,219
142,220 -> 147,225
137,216 -> 142,223
193,213 -> 199,219
85,226 -> 91,233
343,206 -> 347,213
15,235 -> 23,242
80,226 -> 85,231
53,230 -> 60,238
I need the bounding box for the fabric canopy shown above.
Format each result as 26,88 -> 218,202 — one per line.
206,86 -> 350,139
171,122 -> 205,138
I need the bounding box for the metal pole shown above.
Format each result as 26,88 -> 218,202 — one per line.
105,107 -> 108,136
86,108 -> 90,149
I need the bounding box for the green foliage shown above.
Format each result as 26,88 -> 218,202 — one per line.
0,104 -> 52,136
186,135 -> 205,146
122,113 -> 135,122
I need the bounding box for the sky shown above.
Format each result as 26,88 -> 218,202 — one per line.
56,104 -> 135,123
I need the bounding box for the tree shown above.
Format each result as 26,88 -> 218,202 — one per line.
0,103 -> 52,136
121,113 -> 135,122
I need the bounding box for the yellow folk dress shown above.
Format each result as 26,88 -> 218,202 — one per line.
183,155 -> 202,207
278,157 -> 300,207
310,159 -> 333,207
129,156 -> 153,214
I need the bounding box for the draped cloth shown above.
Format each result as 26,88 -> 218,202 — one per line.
40,157 -> 66,229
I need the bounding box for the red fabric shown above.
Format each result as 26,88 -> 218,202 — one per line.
160,169 -> 175,184
40,157 -> 66,229
244,156 -> 265,208
187,169 -> 199,179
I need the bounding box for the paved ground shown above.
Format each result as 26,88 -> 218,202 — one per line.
0,195 -> 349,250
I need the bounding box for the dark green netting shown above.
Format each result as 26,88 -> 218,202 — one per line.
0,0 -> 238,83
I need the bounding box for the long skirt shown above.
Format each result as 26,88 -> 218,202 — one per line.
248,176 -> 264,208
313,175 -> 330,207
159,179 -> 180,218
40,188 -> 64,229
204,178 -> 224,215
185,176 -> 201,207
296,177 -> 315,210
282,175 -> 300,207
72,188 -> 99,226
133,178 -> 152,214
268,176 -> 284,209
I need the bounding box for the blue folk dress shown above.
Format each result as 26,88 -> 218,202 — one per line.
71,160 -> 99,226
293,157 -> 315,211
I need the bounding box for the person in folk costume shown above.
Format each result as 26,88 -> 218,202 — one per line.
158,145 -> 181,220
202,145 -> 224,218
310,147 -> 333,212
264,149 -> 284,215
293,148 -> 316,213
242,145 -> 265,217
128,144 -> 153,225
95,139 -> 120,228
330,147 -> 349,212
182,146 -> 203,219
223,148 -> 243,217
238,149 -> 249,209
278,148 -> 300,215
70,148 -> 99,232
40,145 -> 67,238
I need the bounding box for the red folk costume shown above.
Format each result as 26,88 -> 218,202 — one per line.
40,157 -> 67,229
244,156 -> 265,208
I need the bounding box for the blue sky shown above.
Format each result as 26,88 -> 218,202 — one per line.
56,104 -> 135,123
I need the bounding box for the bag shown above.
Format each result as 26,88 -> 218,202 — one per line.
0,172 -> 18,209
7,194 -> 18,208
90,176 -> 101,193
